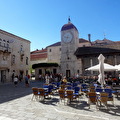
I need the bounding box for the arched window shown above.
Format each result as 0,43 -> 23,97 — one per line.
12,55 -> 15,64
20,45 -> 23,51
26,57 -> 28,65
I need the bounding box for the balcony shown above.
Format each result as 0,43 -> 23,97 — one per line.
0,46 -> 11,53
0,60 -> 9,69
3,47 -> 11,53
0,46 -> 3,51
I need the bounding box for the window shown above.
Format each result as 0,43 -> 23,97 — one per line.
49,49 -> 51,52
20,45 -> 23,51
26,57 -> 28,65
21,55 -> 23,62
12,55 -> 15,64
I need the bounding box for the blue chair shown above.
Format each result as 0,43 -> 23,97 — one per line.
72,82 -> 78,88
56,82 -> 61,88
81,84 -> 87,89
104,89 -> 112,97
104,89 -> 114,105
96,88 -> 103,93
66,82 -> 72,86
74,86 -> 80,96
48,84 -> 54,92
67,85 -> 72,90
81,84 -> 88,93
43,85 -> 49,89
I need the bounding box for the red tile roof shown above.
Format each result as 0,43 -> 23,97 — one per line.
31,48 -> 47,54
31,53 -> 47,60
31,48 -> 47,60
79,38 -> 89,43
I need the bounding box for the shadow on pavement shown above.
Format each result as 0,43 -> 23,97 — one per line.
0,80 -> 44,104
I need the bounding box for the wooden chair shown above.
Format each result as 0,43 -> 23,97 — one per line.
104,89 -> 114,105
60,84 -> 66,90
66,90 -> 78,104
88,92 -> 98,109
31,87 -> 39,100
38,88 -> 49,101
89,86 -> 95,92
98,92 -> 108,109
58,89 -> 66,104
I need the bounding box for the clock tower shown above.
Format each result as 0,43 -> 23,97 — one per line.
60,18 -> 81,77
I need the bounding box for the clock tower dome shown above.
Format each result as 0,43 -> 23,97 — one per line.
60,18 -> 80,77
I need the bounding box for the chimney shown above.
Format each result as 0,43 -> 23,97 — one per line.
88,34 -> 91,42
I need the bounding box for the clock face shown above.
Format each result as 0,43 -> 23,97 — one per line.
62,32 -> 73,43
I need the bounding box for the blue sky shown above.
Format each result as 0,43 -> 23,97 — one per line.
0,0 -> 120,51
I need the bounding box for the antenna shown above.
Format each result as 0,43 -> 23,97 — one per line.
103,31 -> 106,39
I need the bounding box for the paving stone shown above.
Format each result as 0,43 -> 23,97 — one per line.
0,80 -> 120,120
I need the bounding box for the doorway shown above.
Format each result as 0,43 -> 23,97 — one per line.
1,70 -> 6,83
66,70 -> 70,78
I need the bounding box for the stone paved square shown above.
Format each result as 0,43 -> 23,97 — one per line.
0,80 -> 120,120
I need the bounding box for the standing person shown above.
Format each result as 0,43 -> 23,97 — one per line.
24,75 -> 29,87
45,74 -> 50,84
27,74 -> 30,84
12,73 -> 14,82
61,76 -> 67,85
14,76 -> 18,87
19,74 -> 23,82
39,74 -> 42,81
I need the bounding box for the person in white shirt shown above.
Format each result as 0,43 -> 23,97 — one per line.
45,74 -> 50,84
14,76 -> 18,87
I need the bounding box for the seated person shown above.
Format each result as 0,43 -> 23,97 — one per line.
61,76 -> 67,84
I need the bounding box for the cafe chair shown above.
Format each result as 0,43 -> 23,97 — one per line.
87,92 -> 98,109
38,88 -> 50,101
74,86 -> 80,96
97,92 -> 108,109
96,88 -> 104,93
60,84 -> 66,90
66,90 -> 78,104
58,89 -> 66,104
31,87 -> 39,101
104,89 -> 114,105
81,84 -> 88,93
89,86 -> 95,92
66,85 -> 72,90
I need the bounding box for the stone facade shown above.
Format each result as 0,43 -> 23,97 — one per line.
47,43 -> 61,64
0,29 -> 30,83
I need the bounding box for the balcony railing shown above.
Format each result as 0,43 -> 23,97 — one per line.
0,45 -> 11,53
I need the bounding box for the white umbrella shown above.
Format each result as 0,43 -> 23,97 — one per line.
114,64 -> 120,71
86,63 -> 117,71
98,54 -> 105,86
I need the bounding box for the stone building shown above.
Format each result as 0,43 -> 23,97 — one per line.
31,18 -> 120,78
31,48 -> 47,66
0,29 -> 30,83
